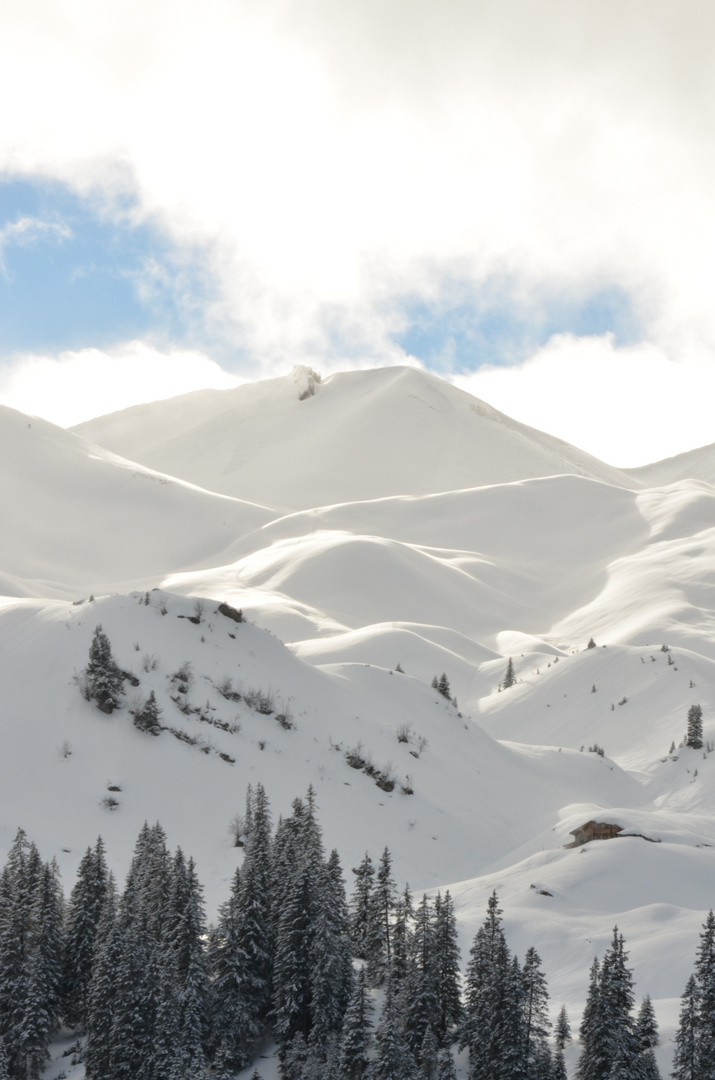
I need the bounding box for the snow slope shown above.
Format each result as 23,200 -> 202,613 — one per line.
5,364 -> 715,1075
72,365 -> 638,508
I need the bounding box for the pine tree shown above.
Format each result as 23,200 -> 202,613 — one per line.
63,838 -> 109,1030
420,1025 -> 439,1079
576,958 -> 603,1080
521,946 -> 551,1077
402,895 -> 439,1061
164,851 -> 209,1077
373,977 -> 417,1080
366,848 -> 398,987
350,854 -> 375,960
503,658 -> 516,689
686,705 -> 704,750
84,875 -> 119,1080
338,967 -> 373,1080
391,884 -> 414,994
273,860 -> 317,1054
672,974 -> 699,1080
554,1005 -> 571,1051
134,690 -> 162,735
310,850 -> 354,1051
436,1047 -> 458,1080
695,909 -> 715,1077
437,674 -> 451,700
432,891 -> 462,1047
577,929 -> 637,1080
85,625 -> 125,714
460,891 -> 513,1080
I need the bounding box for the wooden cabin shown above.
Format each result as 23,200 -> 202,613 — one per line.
567,820 -> 622,847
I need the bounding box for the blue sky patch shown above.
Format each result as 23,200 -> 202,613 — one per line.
0,178 -> 210,355
395,284 -> 639,371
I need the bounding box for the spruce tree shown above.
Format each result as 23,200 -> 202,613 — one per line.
460,891 -> 512,1080
63,838 -> 109,1030
686,705 -> 704,750
310,850 -> 354,1051
133,690 -> 162,735
85,625 -> 125,714
84,875 -> 119,1080
366,848 -> 398,987
338,967 -> 373,1080
503,658 -> 516,689
373,977 -> 417,1080
695,908 -> 715,1076
436,1047 -> 458,1080
672,974 -> 699,1080
554,1005 -> 571,1051
350,854 -> 375,960
521,946 -> 551,1077
402,895 -> 439,1061
432,891 -> 462,1047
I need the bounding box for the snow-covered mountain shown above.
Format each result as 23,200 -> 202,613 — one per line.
72,365 -> 637,508
5,363 -> 715,1075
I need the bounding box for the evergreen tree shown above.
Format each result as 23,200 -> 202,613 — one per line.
350,854 -> 375,960
63,837 -> 109,1030
84,875 -> 119,1080
577,929 -> 637,1080
432,891 -> 462,1047
686,705 -> 704,750
460,891 -> 513,1080
436,1047 -> 458,1080
373,978 -> 417,1080
503,658 -> 516,689
695,908 -> 715,1077
210,868 -> 251,1078
555,1005 -> 571,1051
310,850 -> 354,1051
391,884 -> 414,993
576,958 -> 604,1080
521,946 -> 551,1078
338,967 -> 373,1080
552,1047 -> 568,1080
163,851 -> 209,1077
672,974 -> 699,1080
134,690 -> 162,735
212,786 -> 274,1074
273,860 -> 317,1055
85,625 -> 125,714
420,1025 -> 439,1079
402,895 -> 439,1061
437,674 -> 451,700
366,848 -> 398,987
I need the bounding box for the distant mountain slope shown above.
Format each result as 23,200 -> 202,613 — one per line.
0,406 -> 274,598
623,440 -> 715,487
72,366 -> 638,508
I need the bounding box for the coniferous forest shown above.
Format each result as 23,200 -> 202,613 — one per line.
0,785 -> 713,1079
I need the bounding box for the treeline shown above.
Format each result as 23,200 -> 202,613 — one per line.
0,788 -> 712,1079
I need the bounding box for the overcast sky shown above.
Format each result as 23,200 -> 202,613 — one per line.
0,0 -> 714,465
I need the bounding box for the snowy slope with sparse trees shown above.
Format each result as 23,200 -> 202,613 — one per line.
3,364 -> 715,1077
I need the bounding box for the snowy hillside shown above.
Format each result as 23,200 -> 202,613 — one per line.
5,364 -> 715,1075
72,366 -> 637,508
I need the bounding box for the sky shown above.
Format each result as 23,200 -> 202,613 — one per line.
0,0 -> 714,465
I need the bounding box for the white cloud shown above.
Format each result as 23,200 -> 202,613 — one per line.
0,342 -> 239,427
0,1 -> 715,463
451,335 -> 715,468
0,0 -> 714,368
